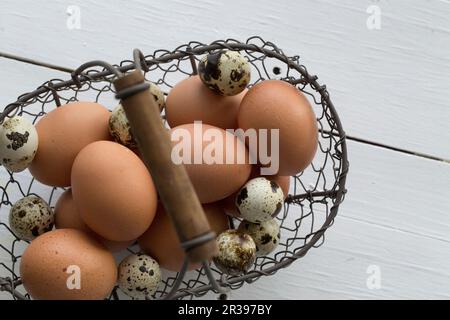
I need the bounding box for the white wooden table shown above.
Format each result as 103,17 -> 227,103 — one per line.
1,0 -> 449,299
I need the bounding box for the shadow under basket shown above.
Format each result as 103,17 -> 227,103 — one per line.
0,36 -> 349,300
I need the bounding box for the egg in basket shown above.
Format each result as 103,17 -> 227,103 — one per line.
0,37 -> 348,300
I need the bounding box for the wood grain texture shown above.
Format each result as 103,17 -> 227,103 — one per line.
0,60 -> 67,111
0,0 -> 449,158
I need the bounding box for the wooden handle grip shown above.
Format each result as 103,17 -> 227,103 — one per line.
114,70 -> 217,263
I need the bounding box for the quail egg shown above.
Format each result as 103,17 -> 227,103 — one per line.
238,219 -> 280,256
9,195 -> 54,241
109,82 -> 165,148
198,50 -> 250,96
213,229 -> 256,276
109,104 -> 137,149
236,177 -> 284,223
0,116 -> 38,172
118,252 -> 161,299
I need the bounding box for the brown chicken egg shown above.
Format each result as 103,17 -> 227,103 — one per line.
71,141 -> 157,242
54,189 -> 134,252
55,189 -> 88,231
166,75 -> 247,129
170,123 -> 251,203
238,80 -> 318,176
138,202 -> 229,272
220,166 -> 290,217
20,229 -> 117,300
29,101 -> 111,187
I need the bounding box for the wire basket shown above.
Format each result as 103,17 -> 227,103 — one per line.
0,36 -> 348,300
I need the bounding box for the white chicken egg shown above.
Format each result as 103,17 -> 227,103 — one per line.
0,116 -> 38,172
109,82 -> 165,148
213,229 -> 256,276
9,195 -> 54,241
118,253 -> 161,299
238,219 -> 280,256
198,50 -> 250,96
236,177 -> 284,223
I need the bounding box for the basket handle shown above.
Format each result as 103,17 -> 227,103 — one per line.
113,70 -> 218,263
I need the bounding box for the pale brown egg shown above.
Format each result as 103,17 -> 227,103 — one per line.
20,229 -> 117,300
29,101 -> 111,187
54,189 -> 134,252
71,141 -> 157,242
170,123 -> 251,203
138,202 -> 229,272
166,75 -> 247,129
238,80 -> 318,176
220,165 -> 290,217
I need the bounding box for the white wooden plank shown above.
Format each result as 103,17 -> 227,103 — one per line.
343,139 -> 450,243
0,59 -> 67,111
1,0 -> 449,158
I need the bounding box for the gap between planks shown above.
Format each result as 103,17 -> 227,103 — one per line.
339,215 -> 450,245
1,51 -> 449,165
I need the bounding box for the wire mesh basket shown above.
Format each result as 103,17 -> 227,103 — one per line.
0,36 -> 348,300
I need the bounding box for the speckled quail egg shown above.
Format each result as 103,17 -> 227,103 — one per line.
147,82 -> 166,112
109,105 -> 137,149
0,116 -> 38,172
198,50 -> 250,96
109,82 -> 165,148
118,252 -> 161,299
238,219 -> 280,256
213,229 -> 256,276
236,177 -> 284,223
9,195 -> 54,241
